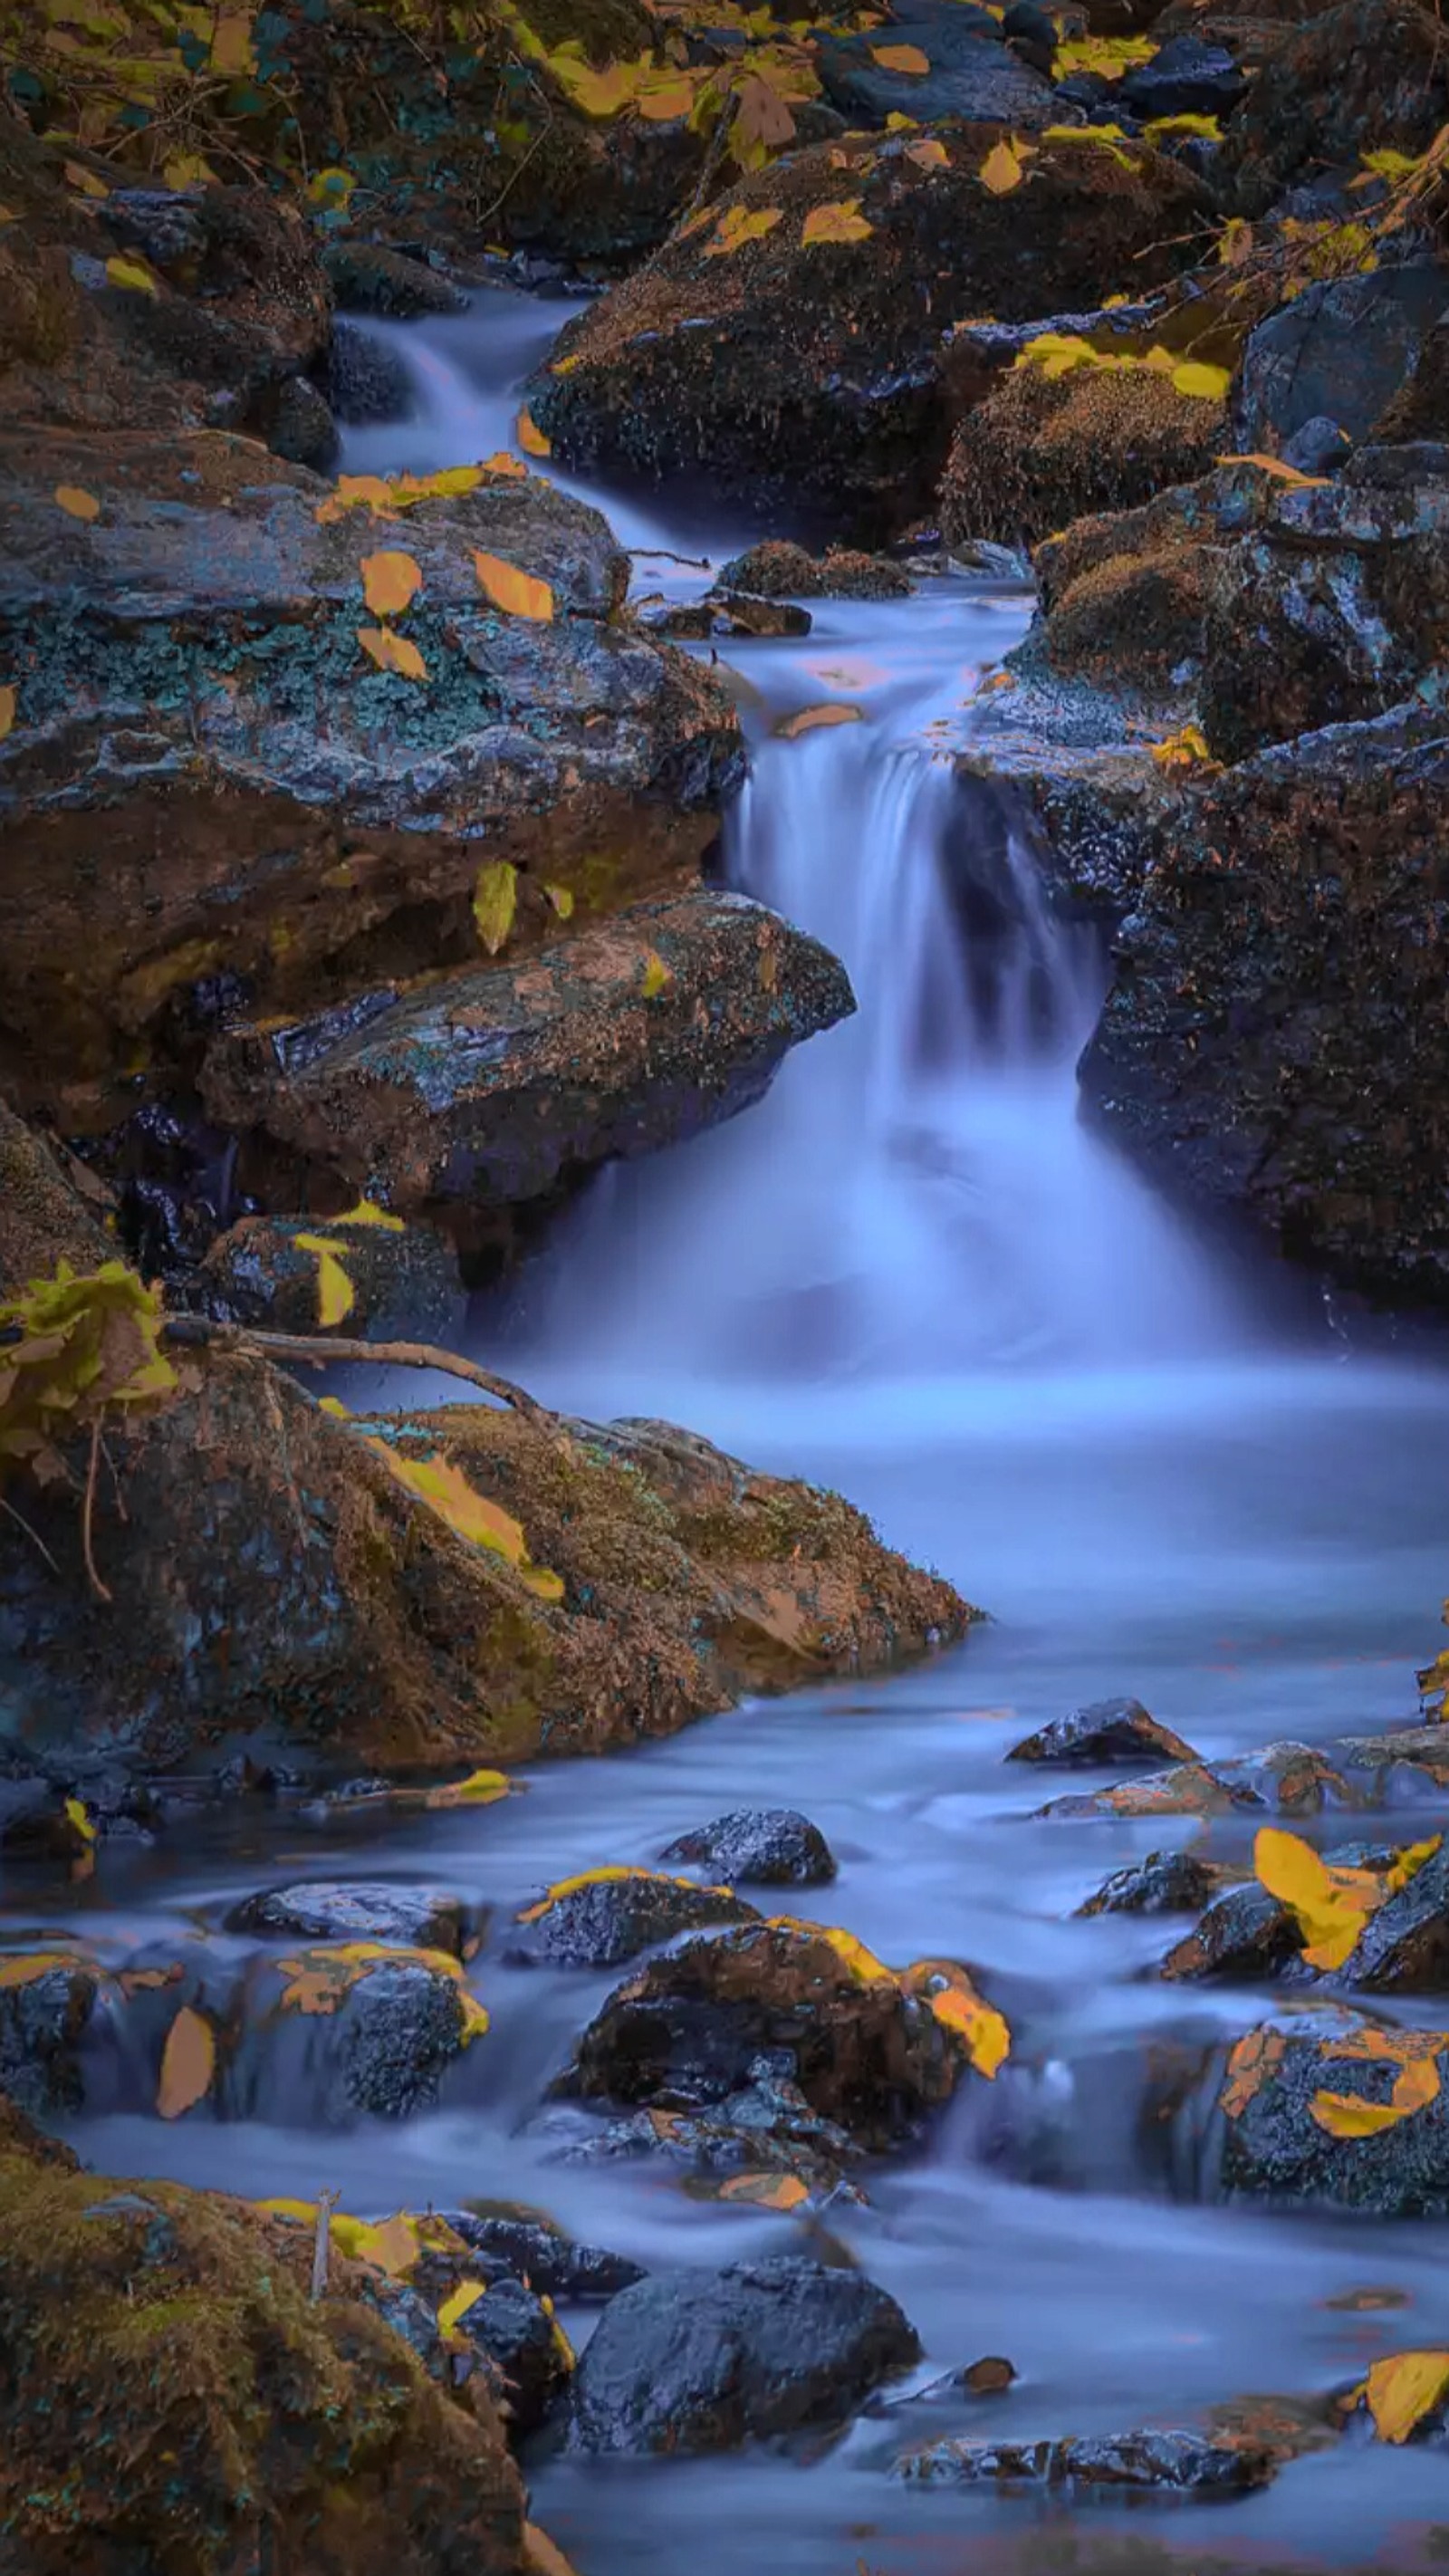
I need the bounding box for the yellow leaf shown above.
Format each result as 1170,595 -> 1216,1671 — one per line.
104,256 -> 158,296
905,139 -> 950,170
319,1396 -> 350,1418
64,158 -> 109,197
360,549 -> 423,618
767,1916 -> 894,1983
54,484 -> 101,522
635,71 -> 697,120
334,1197 -> 404,1232
871,42 -> 929,71
544,882 -> 575,920
1172,360 -> 1231,401
63,1797 -> 95,1844
0,1952 -> 85,1990
1312,2052 -> 1442,2136
357,626 -> 429,680
718,2172 -> 811,2209
163,151 -> 217,189
308,165 -> 356,207
801,197 -> 873,245
472,858 -> 518,955
641,948 -> 672,998
774,701 -> 863,739
158,2005 -> 215,2120
1364,2351 -> 1449,2444
425,1768 -> 512,1809
524,2526 -> 581,2576
475,552 -> 554,621
1360,148 -> 1421,181
437,2280 -> 488,2336
905,1959 -> 1011,2077
702,203 -> 784,258
978,137 -> 1025,195
1144,113 -> 1222,140
1151,723 -> 1213,773
516,406 -> 552,458
293,1234 -> 356,1329
1387,1833 -> 1443,1892
482,450 -> 530,481
1218,215 -> 1254,267
0,685 -> 14,741
209,10 -> 255,76
365,1443 -> 557,1609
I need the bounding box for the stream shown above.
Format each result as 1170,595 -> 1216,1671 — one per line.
38,289 -> 1449,2571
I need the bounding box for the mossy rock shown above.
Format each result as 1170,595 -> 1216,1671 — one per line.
941,360 -> 1226,554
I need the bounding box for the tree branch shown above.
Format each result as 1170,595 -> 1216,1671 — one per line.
160,1317 -> 552,1426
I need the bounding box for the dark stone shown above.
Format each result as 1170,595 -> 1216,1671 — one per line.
0,1962 -> 97,2117
659,1808 -> 838,1887
264,372 -> 338,471
716,541 -> 912,601
197,1212 -> 465,1345
227,1881 -> 469,1956
1280,416 -> 1352,476
1201,2007 -> 1449,2212
1077,1850 -> 1240,1917
507,1870 -> 760,1969
1159,1882 -> 1304,1982
1214,0 -> 1449,216
817,11 -> 1055,130
327,314 -> 415,425
1230,265 -> 1449,454
897,2428 -> 1274,2489
1007,1696 -> 1198,1767
443,2212 -> 645,2302
458,2277 -> 571,2440
559,2056 -> 866,2204
322,242 -> 469,318
1119,36 -> 1247,117
323,1961 -> 476,2121
1348,1839 -> 1449,1989
570,2255 -> 920,2453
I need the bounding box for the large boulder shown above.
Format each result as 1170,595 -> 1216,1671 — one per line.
0,2104 -> 529,2576
570,2254 -> 920,2453
528,129 -> 1209,538
1229,265 -> 1449,456
940,352 -> 1226,552
816,6 -> 1058,128
197,893 -> 854,1232
1080,698 -> 1449,1303
0,429 -> 740,1104
1214,0 -> 1449,216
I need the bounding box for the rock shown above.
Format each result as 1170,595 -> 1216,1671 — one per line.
198,893 -> 854,1231
1377,318 -> 1449,440
457,2277 -> 571,2440
528,130 -> 1208,540
958,2354 -> 1019,2394
1080,698 -> 1449,1302
1042,1740 -> 1363,1820
443,2211 -> 645,2302
641,591 -> 813,639
659,1808 -> 839,1887
264,371 -> 338,470
1230,265 -> 1449,456
0,1958 -> 97,2118
1006,1696 -> 1198,1766
1119,36 -> 1248,117
226,1882 -> 471,1955
0,2105 -> 529,2575
196,1211 -> 465,1343
1197,2009 -> 1449,2212
716,540 -> 913,600
570,2254 -> 920,2453
0,1096 -> 111,1295
236,1944 -> 486,2123
558,2053 -> 868,2205
99,182 -> 331,370
1341,1838 -> 1449,1989
323,242 -> 469,318
1038,1763 -> 1253,1820
897,2428 -> 1275,2489
1159,1882 -> 1305,1982
1151,0 -> 1331,66
817,7 -> 1057,130
328,313 -> 416,424
1214,0 -> 1449,216
0,428 -> 740,1103
940,357 -> 1224,553
1078,1850 -> 1243,1915
555,1921 -> 997,2148
0,1334 -> 975,1778
1280,416 -> 1353,476
508,1868 -> 761,1967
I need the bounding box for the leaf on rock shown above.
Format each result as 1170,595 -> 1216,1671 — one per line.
364,1440 -> 562,1601
905,1957 -> 1011,2077
1312,2052 -> 1442,2138
640,948 -> 672,998
978,136 -> 1026,195
357,626 -> 428,680
517,1864 -> 714,1925
1172,360 -> 1231,401
702,203 -> 783,258
437,2279 -> 489,2336
360,548 -> 423,617
334,1197 -> 404,1232
871,41 -> 929,72
482,450 -> 530,480
1364,2351 -> 1449,2444
635,70 -> 698,121
544,882 -> 575,919
293,1234 -> 356,1328
308,165 -> 356,207
516,406 -> 552,458
104,256 -> 158,295
1256,1825 -> 1437,1972
54,484 -> 101,521
718,2172 -> 811,2209
767,1915 -> 894,1984
774,701 -> 863,739
523,2524 -> 581,2576
64,158 -> 109,196
1151,722 -> 1213,773
62,1796 -> 95,1844
801,197 -> 873,244
732,71 -> 796,168
0,684 -> 14,740
1215,452 -> 1330,485
158,2005 -> 215,2119
905,138 -> 950,170
472,858 -> 518,955
0,1951 -> 85,1990
475,551 -> 554,620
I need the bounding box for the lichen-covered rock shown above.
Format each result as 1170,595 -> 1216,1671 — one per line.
198,893 -> 854,1229
508,1866 -> 761,1967
1214,0 -> 1449,215
0,2107 -> 528,2576
232,1944 -> 486,2123
196,1211 -> 466,1342
569,2254 -> 920,2453
715,541 -> 913,601
659,1807 -> 839,1886
1006,1696 -> 1197,1766
226,1882 -> 472,1956
0,428 -> 740,1101
1080,699 -> 1449,1303
642,591 -> 813,641
940,358 -> 1224,553
528,129 -> 1208,538
0,1096 -> 112,1295
897,2427 -> 1274,2489
1189,2009 -> 1449,2212
0,1341 -> 975,1778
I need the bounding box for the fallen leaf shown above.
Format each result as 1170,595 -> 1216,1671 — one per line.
1364,2350 -> 1449,2443
1151,722 -> 1214,773
517,1865 -> 714,1925
472,858 -> 518,955
979,137 -> 1026,195
63,1797 -> 95,1844
1312,2053 -> 1442,2138
0,684 -> 14,740
641,948 -> 672,998
801,197 -> 873,245
437,2280 -> 489,2336
357,626 -> 429,679
774,701 -> 863,739
334,1197 -> 404,1232
308,165 -> 356,207
482,451 -> 530,480
524,2525 -> 581,2576
1215,452 -> 1330,485
702,203 -> 783,257
54,484 -> 101,522
905,138 -> 950,170
718,2172 -> 811,2209
475,551 -> 554,620
64,159 -> 109,197
544,882 -> 575,919
1173,360 -> 1231,401
104,256 -> 158,295
0,1952 -> 85,1990
424,1769 -> 512,1809
871,41 -> 929,71
293,1234 -> 356,1328
516,406 -> 552,458
364,1443 -> 562,1600
360,548 -> 423,617
158,2005 -> 215,2119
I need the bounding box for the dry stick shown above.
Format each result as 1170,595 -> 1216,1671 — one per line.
0,1492 -> 62,1577
311,2189 -> 341,2302
82,1413 -> 113,1604
160,1318 -> 552,1426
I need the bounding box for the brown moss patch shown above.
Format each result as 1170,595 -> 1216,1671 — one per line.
942,363 -> 1225,553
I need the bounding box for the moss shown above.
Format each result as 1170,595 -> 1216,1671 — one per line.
942,363 -> 1225,552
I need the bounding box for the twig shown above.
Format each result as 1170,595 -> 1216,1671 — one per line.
160,1318 -> 552,1426
629,547 -> 714,568
0,1493 -> 62,1577
682,72 -> 738,221
312,2188 -> 341,2302
82,1413 -> 113,1604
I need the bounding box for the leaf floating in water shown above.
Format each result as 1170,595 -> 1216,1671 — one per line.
158,2005 -> 216,2120
773,701 -> 864,739
293,1234 -> 356,1328
1363,2350 -> 1449,2444
356,626 -> 428,680
717,2171 -> 811,2209
360,548 -> 423,617
54,484 -> 101,522
472,859 -> 518,956
475,551 -> 554,621
425,1769 -> 512,1810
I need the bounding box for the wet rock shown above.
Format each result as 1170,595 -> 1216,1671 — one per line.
1007,1696 -> 1198,1767
323,242 -> 468,319
444,2211 -> 646,2302
958,2354 -> 1020,2395
1,1339 -> 975,1778
1343,1838 -> 1449,1990
200,893 -> 854,1226
1230,265 -> 1449,457
1080,699 -> 1449,1303
226,1881 -> 471,1956
642,591 -> 813,640
508,1868 -> 761,1968
1045,1741 -> 1363,1820
1159,1882 -> 1305,1982
1038,1763 -> 1256,1820
1377,319 -> 1449,442
457,2277 -> 572,2440
328,312 -> 416,425
1151,0 -> 1330,66
559,2056 -> 867,2205
1214,0 -> 1449,216
717,541 -> 913,601
0,428 -> 740,1101
264,370 -> 338,470
1079,1850 -> 1241,1916
660,1808 -> 839,1887
1198,2009 -> 1449,2212
99,182 -> 331,372
528,130 -> 1207,540
243,1946 -> 485,2123
817,9 -> 1056,129
555,1921 -> 993,2149
897,2427 -> 1275,2489
941,358 -> 1224,553
0,2105 -> 527,2575
0,1958 -> 97,2118
1281,417 -> 1353,477
570,2254 -> 920,2453
196,1210 -> 465,1344
1119,36 -> 1247,117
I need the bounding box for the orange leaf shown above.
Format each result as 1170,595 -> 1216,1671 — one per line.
1364,2351 -> 1449,2444
54,485 -> 101,522
801,197 -> 873,245
1215,452 -> 1329,486
635,72 -> 696,120
1312,2052 -> 1442,2138
475,552 -> 554,621
774,701 -> 863,739
703,204 -> 783,258
524,2526 -> 581,2576
482,450 -> 529,479
158,2006 -> 215,2119
978,137 -> 1026,195
718,2172 -> 811,2209
871,42 -> 930,71
516,407 -> 552,459
905,139 -> 950,170
357,626 -> 429,679
360,549 -> 423,617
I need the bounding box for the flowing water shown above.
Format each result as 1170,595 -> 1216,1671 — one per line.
34,293 -> 1449,2572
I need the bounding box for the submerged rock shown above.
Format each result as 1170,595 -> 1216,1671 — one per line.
897,2427 -> 1275,2490
659,1808 -> 839,1887
570,2254 -> 920,2453
507,1868 -> 760,1968
226,1882 -> 472,1956
1007,1697 -> 1197,1767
